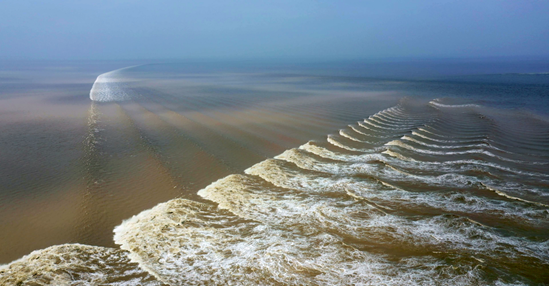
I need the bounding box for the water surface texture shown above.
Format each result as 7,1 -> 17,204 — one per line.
1,60 -> 548,285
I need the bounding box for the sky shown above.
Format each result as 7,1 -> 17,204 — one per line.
0,0 -> 548,60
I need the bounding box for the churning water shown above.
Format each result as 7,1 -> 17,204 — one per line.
1,61 -> 548,285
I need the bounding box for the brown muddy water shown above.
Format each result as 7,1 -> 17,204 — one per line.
0,61 -> 548,285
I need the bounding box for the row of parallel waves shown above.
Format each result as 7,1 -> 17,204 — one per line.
113,99 -> 549,285
2,66 -> 405,284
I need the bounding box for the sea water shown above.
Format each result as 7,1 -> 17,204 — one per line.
0,59 -> 548,285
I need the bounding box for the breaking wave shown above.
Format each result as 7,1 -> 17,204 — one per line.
111,100 -> 549,285
89,66 -> 141,102
2,92 -> 549,284
0,244 -> 162,285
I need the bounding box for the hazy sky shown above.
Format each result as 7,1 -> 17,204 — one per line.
1,0 -> 548,60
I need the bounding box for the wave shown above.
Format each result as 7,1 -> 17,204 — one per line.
3,99 -> 549,285
89,66 -> 141,102
111,101 -> 549,285
114,198 -> 494,285
245,158 -> 548,224
385,140 -> 549,167
429,99 -> 481,109
0,244 -> 162,285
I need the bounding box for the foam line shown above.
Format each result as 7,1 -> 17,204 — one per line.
89,65 -> 141,102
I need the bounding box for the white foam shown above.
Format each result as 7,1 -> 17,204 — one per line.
416,127 -> 456,138
402,135 -> 489,150
298,141 -> 389,163
193,173 -> 549,273
278,147 -> 546,203
382,149 -> 414,161
349,124 -> 369,136
327,135 -> 371,152
429,100 -> 481,109
357,121 -> 390,136
386,139 -> 548,165
482,183 -> 549,207
412,130 -> 485,144
339,129 -> 368,143
114,198 -> 493,285
245,159 -> 549,226
374,112 -> 418,124
90,66 -> 140,102
0,244 -> 161,285
370,115 -> 422,128
385,151 -> 549,179
108,99 -> 549,285
362,119 -> 402,130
